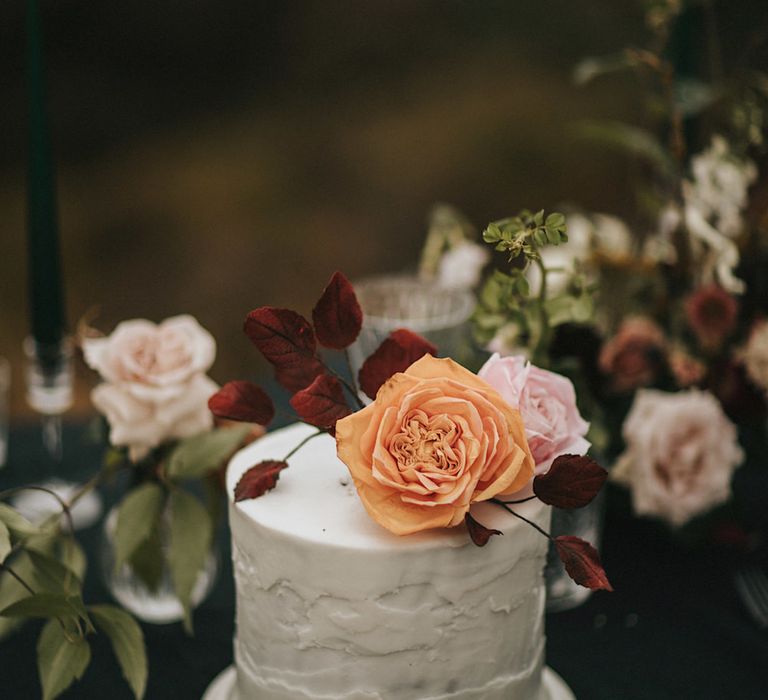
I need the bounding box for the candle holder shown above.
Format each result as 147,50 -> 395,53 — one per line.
23,335 -> 73,461
348,274 -> 476,391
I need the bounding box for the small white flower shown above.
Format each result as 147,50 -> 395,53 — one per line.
437,240 -> 490,290
685,135 -> 757,239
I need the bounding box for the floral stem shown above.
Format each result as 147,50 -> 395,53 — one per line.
490,498 -> 553,541
497,495 -> 537,505
0,485 -> 75,534
283,429 -> 324,462
532,256 -> 551,365
0,561 -> 35,595
326,365 -> 365,411
344,348 -> 360,397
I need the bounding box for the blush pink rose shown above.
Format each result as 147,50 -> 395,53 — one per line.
478,354 -> 590,474
335,355 -> 535,535
83,315 -> 218,460
613,389 -> 743,526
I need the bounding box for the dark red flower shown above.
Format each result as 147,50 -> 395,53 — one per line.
685,284 -> 738,351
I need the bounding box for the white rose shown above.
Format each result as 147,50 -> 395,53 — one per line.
613,389 -> 743,527
83,315 -> 218,461
437,240 -> 490,290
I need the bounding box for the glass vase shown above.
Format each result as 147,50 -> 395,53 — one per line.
100,506 -> 218,624
348,274 -> 475,385
545,489 -> 605,612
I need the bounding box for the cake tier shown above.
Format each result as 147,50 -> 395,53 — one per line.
227,423 -> 551,700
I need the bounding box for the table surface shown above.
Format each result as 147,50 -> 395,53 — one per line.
1,421 -> 767,700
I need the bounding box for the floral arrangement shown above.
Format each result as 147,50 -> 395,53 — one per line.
570,1 -> 768,540
0,314 -> 257,699
209,269 -> 612,591
472,3 -> 768,541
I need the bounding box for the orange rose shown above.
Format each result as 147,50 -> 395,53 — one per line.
335,355 -> 534,535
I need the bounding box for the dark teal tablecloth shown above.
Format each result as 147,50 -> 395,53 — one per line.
1,422 -> 767,699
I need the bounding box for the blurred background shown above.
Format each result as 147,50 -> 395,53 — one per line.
0,0 -> 764,417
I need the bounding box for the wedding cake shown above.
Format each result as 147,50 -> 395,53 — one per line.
204,422 -> 574,700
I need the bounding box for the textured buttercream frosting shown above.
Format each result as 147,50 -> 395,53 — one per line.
226,423 -> 552,700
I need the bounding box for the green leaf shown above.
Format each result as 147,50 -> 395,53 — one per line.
37,618 -> 91,700
0,503 -> 44,537
533,209 -> 544,226
128,526 -> 164,593
1,592 -> 82,619
573,120 -> 675,178
533,229 -> 547,247
0,521 -> 10,563
545,212 -> 566,231
26,549 -> 82,597
90,605 -> 147,699
113,483 -> 165,572
482,223 -> 502,243
165,426 -> 251,480
59,537 -> 87,582
168,489 -> 213,633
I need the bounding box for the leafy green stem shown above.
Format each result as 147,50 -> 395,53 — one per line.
532,256 -> 551,365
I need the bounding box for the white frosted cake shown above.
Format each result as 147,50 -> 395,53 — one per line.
210,422 -> 566,700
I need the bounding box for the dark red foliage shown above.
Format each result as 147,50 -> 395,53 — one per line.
290,374 -> 352,431
208,381 -> 275,425
554,536 -> 613,591
465,512 -> 503,547
312,271 -> 363,350
358,329 -> 437,400
533,454 -> 607,509
243,307 -> 324,392
233,460 -> 289,502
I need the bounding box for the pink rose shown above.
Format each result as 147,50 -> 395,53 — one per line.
478,354 -> 590,474
613,389 -> 743,526
83,315 -> 218,460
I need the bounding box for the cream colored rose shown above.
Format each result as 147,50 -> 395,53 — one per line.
742,321 -> 768,395
613,389 -> 743,526
335,355 -> 535,535
83,315 -> 218,460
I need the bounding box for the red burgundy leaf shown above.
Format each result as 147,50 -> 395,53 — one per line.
312,271 -> 363,350
243,307 -> 324,392
273,359 -> 326,394
554,535 -> 613,591
533,454 -> 607,509
358,329 -> 438,400
465,512 -> 503,547
234,460 -> 289,501
290,374 -> 352,431
208,381 -> 275,425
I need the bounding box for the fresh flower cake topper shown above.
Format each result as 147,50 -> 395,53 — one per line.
210,264 -> 612,592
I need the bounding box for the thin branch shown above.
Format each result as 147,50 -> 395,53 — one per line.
497,495 -> 537,505
283,429 -> 324,462
0,561 -> 35,595
490,498 -> 553,541
0,485 -> 75,534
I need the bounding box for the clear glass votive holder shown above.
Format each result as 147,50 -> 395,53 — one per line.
348,275 -> 476,384
23,336 -> 74,416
